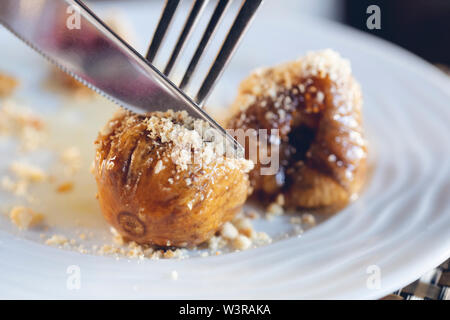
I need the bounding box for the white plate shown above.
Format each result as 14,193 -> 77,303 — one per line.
0,1 -> 449,299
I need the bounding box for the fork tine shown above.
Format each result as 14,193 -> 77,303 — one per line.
145,0 -> 181,63
179,0 -> 232,91
163,0 -> 209,77
195,0 -> 263,106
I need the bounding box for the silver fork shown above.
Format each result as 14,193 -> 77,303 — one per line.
0,0 -> 261,154
146,0 -> 263,107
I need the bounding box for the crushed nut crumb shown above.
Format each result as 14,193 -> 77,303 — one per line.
232,235 -> 252,250
220,222 -> 239,240
266,202 -> 284,218
9,206 -> 44,230
301,213 -> 316,226
10,162 -> 46,182
45,234 -> 68,246
56,181 -> 74,193
0,72 -> 19,97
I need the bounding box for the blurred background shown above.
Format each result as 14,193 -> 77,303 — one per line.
343,0 -> 450,67
90,0 -> 450,68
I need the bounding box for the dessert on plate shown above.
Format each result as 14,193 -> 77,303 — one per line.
93,49 -> 368,248
94,109 -> 253,247
228,49 -> 368,211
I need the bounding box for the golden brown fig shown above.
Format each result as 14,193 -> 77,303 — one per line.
94,109 -> 253,247
228,50 -> 368,211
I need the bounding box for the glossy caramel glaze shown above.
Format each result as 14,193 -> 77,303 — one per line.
94,109 -> 253,247
228,50 -> 368,211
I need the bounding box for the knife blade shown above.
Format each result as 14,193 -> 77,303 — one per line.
0,0 -> 242,153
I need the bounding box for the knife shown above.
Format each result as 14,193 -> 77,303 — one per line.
0,0 -> 242,153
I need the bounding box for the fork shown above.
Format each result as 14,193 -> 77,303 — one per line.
0,0 -> 261,154
145,0 -> 263,107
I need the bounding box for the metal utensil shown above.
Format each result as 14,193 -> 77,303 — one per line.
147,0 -> 263,106
0,0 -> 262,153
